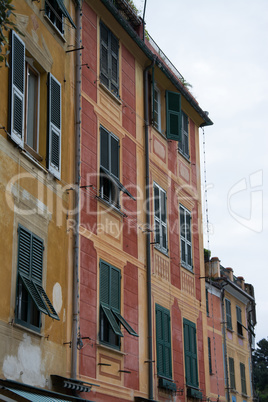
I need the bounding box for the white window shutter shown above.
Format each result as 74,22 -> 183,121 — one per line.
48,73 -> 61,180
10,31 -> 25,147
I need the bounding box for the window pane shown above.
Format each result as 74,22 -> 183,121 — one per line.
161,190 -> 166,223
180,207 -> 185,238
162,224 -> 166,250
154,186 -> 160,219
187,244 -> 192,266
100,128 -> 109,170
110,136 -> 119,178
155,221 -> 160,245
181,239 -> 186,263
186,212 -> 191,242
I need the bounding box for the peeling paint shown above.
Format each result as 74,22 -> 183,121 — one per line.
52,282 -> 62,314
2,334 -> 46,387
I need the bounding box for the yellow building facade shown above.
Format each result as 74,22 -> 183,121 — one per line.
0,0 -> 82,400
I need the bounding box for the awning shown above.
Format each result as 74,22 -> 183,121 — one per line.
7,388 -> 74,401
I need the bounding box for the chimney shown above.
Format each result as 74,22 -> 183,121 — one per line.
225,267 -> 234,281
237,276 -> 245,290
205,257 -> 220,278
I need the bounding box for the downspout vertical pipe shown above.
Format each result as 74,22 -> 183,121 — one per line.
144,58 -> 155,401
72,0 -> 82,379
221,286 -> 230,402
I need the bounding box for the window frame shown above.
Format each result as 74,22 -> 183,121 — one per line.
183,318 -> 199,388
236,305 -> 243,336
99,260 -> 138,349
155,304 -> 172,379
229,357 -> 236,390
225,299 -> 232,330
179,205 -> 192,271
24,61 -> 40,155
153,182 -> 168,254
15,225 -> 59,332
100,21 -> 119,97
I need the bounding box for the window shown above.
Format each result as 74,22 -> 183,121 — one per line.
240,362 -> 247,395
183,319 -> 198,388
208,337 -> 212,374
25,63 -> 39,153
166,90 -> 181,141
154,183 -> 167,253
229,357 -> 236,390
236,306 -> 243,336
15,226 -> 59,332
99,260 -> 138,348
9,31 -> 62,179
152,85 -> 161,131
100,22 -> 119,96
225,299 -> 232,330
180,205 -> 192,270
155,304 -> 172,379
179,111 -> 189,158
45,0 -> 76,34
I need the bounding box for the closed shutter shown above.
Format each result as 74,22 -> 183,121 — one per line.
166,90 -> 181,141
100,23 -> 109,88
110,32 -> 119,96
156,304 -> 172,379
229,357 -> 236,389
183,319 -> 199,388
48,73 -> 61,179
225,299 -> 232,330
240,362 -> 247,394
9,31 -> 25,147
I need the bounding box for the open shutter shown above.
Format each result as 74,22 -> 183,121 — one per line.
113,311 -> 138,337
48,73 -> 61,179
166,90 -> 181,141
9,31 -> 25,147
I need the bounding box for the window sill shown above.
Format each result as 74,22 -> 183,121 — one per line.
227,328 -> 234,333
96,196 -> 126,217
154,245 -> 169,258
19,148 -> 48,175
11,321 -> 43,337
181,263 -> 194,274
97,342 -> 127,356
99,82 -> 122,105
43,15 -> 66,43
237,333 -> 245,339
178,149 -> 191,164
152,125 -> 166,140
24,144 -> 43,162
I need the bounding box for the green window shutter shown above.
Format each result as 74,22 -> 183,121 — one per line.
113,311 -> 138,337
18,226 -> 32,277
155,304 -> 172,379
240,362 -> 247,394
229,357 -> 236,390
100,261 -> 110,305
183,319 -> 199,388
225,299 -> 232,330
110,266 -> 120,311
48,73 -> 61,179
101,304 -> 123,337
9,30 -> 25,147
110,32 -> 119,96
166,90 -> 181,141
31,235 -> 43,283
19,273 -> 49,316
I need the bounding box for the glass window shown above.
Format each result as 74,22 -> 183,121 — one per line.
154,183 -> 167,253
100,22 -> 119,96
180,205 -> 192,270
236,305 -> 243,336
179,111 -> 189,158
25,64 -> 39,152
152,85 -> 161,131
225,299 -> 232,330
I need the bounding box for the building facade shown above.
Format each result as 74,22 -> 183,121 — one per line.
0,0 -> 86,400
78,1 -> 213,401
205,257 -> 256,402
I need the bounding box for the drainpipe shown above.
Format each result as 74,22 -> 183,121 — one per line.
71,0 -> 82,379
221,285 -> 230,402
144,57 -> 156,401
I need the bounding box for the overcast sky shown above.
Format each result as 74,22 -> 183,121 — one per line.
134,0 -> 268,343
